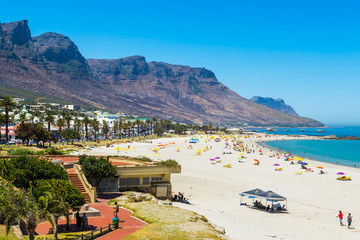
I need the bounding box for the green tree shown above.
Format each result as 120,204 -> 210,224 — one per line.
15,123 -> 33,145
0,180 -> 39,240
82,116 -> 91,141
43,111 -> 55,132
63,113 -> 73,129
34,179 -> 85,231
79,155 -> 116,191
60,128 -> 80,143
73,117 -> 82,131
102,120 -> 109,139
0,156 -> 68,189
32,124 -> 52,147
17,112 -> 29,124
0,96 -> 16,143
32,183 -> 69,240
55,118 -> 65,142
90,119 -> 100,141
154,127 -> 164,136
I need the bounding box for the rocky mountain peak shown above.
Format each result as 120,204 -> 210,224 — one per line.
1,20 -> 31,46
32,32 -> 86,65
250,96 -> 299,117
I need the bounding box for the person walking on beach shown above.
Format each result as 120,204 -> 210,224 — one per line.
336,210 -> 344,226
114,202 -> 119,218
347,213 -> 353,229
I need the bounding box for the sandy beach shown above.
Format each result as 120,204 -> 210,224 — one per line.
77,134 -> 360,240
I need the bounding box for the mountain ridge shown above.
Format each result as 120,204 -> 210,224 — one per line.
250,96 -> 299,117
0,20 -> 324,127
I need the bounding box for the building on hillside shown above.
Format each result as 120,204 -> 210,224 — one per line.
93,159 -> 181,199
96,114 -> 119,128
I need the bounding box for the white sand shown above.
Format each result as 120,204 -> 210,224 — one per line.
77,134 -> 360,240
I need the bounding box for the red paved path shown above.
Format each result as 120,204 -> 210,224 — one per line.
35,195 -> 146,239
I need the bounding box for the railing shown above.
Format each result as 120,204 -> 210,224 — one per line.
75,223 -> 113,240
33,224 -> 113,240
74,164 -> 97,203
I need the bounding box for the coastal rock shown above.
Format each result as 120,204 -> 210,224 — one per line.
250,96 -> 299,116
0,19 -> 324,127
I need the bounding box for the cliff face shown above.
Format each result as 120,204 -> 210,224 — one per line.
250,96 -> 299,117
0,20 -> 324,127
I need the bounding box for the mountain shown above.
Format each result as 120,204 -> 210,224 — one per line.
249,96 -> 299,116
0,20 -> 324,127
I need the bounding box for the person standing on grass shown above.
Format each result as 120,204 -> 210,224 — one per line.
114,202 -> 119,218
336,210 -> 344,226
347,213 -> 353,229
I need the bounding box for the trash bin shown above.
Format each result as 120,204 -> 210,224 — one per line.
112,217 -> 119,229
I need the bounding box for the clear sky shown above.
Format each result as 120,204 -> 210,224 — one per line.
2,0 -> 360,126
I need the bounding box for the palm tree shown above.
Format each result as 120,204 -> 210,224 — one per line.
151,116 -> 157,135
118,118 -> 123,138
64,113 -> 73,129
33,185 -> 69,240
56,118 -> 65,142
82,116 -> 91,141
43,111 -> 55,132
113,120 -> 118,139
0,96 -> 16,143
90,119 -> 100,141
123,122 -> 129,138
73,117 -> 82,131
18,112 -> 28,124
135,119 -> 141,137
102,120 -> 109,139
145,119 -> 151,136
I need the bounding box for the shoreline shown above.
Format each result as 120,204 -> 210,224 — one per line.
259,137 -> 360,169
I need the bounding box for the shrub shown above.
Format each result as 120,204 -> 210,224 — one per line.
45,147 -> 63,155
8,148 -> 34,155
154,159 -> 179,168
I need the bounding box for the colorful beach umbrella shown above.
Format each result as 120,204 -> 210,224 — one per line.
215,157 -> 221,159
317,166 -> 323,169
337,172 -> 345,175
273,164 -> 280,166
253,159 -> 259,162
209,158 -> 215,161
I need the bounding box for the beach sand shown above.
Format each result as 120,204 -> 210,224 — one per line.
77,134 -> 360,240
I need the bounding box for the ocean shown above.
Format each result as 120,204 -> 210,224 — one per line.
264,139 -> 360,168
247,126 -> 360,138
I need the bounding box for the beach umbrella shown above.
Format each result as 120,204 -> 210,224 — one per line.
259,150 -> 262,152
337,172 -> 345,175
295,157 -> 303,160
239,153 -> 244,155
317,166 -> 323,169
215,157 -> 221,159
209,158 -> 215,161
253,159 -> 259,162
273,164 -> 280,166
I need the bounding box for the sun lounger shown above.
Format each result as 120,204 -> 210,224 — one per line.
295,171 -> 302,175
275,168 -> 283,171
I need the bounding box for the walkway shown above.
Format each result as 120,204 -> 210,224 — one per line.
35,194 -> 146,239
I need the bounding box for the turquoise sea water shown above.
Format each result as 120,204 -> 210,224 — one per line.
248,126 -> 360,137
264,140 -> 360,168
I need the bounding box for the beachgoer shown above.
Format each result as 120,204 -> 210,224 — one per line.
76,210 -> 81,228
336,211 -> 344,226
114,202 -> 119,218
347,213 -> 352,229
81,213 -> 88,229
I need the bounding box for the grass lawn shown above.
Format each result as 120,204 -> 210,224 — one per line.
108,193 -> 226,240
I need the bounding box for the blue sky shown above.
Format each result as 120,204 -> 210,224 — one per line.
2,0 -> 360,125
